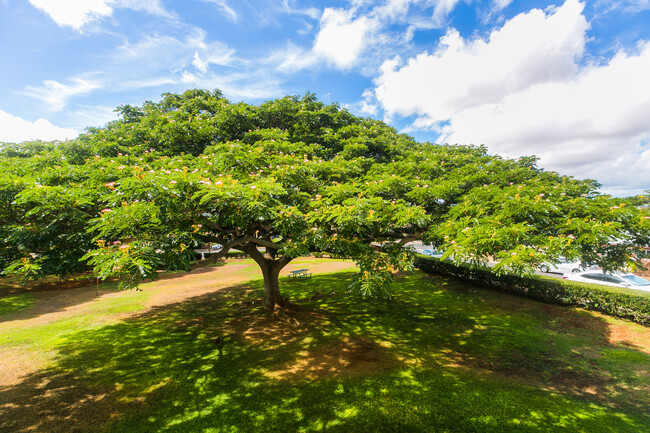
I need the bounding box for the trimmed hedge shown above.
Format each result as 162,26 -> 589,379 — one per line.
416,256 -> 650,325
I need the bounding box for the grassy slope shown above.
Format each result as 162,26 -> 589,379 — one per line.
0,260 -> 648,433
0,293 -> 35,316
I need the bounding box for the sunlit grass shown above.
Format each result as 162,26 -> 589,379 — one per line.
0,262 -> 648,433
0,286 -> 150,350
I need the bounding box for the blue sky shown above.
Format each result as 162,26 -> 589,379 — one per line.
1,0 -> 649,195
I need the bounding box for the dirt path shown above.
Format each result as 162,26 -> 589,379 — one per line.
144,260 -> 356,309
1,259 -> 356,328
0,258 -> 357,386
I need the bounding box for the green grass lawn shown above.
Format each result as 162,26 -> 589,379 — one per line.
1,262 -> 649,433
0,293 -> 35,316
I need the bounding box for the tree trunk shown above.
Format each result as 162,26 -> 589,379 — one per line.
241,243 -> 290,310
261,264 -> 286,309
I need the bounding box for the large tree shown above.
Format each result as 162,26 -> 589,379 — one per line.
2,89 -> 649,308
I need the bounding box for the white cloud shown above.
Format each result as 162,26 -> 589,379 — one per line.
115,0 -> 171,16
22,23 -> 262,120
24,77 -> 102,111
193,52 -> 209,73
439,42 -> 650,183
376,0 -> 588,120
200,0 -> 237,21
359,101 -> 378,115
479,0 -> 514,25
373,0 -> 417,19
0,110 -> 78,143
190,44 -> 234,73
313,8 -> 379,69
431,0 -> 463,27
281,0 -> 321,19
181,71 -> 199,84
493,0 -> 513,9
272,0 -> 469,74
359,89 -> 378,115
69,105 -> 118,130
267,43 -> 318,72
269,8 -> 378,72
374,0 -> 650,192
627,0 -> 650,11
28,0 -> 173,30
198,72 -> 284,100
115,29 -> 235,77
596,0 -> 650,13
118,76 -> 176,90
29,0 -> 112,29
371,0 -> 463,28
112,28 -> 284,100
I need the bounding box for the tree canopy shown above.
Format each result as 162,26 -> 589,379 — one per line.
2,89 -> 649,308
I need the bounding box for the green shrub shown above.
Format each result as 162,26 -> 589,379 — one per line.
416,256 -> 650,325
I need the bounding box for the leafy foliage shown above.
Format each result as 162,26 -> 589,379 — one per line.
1,89 -> 649,305
417,256 -> 650,325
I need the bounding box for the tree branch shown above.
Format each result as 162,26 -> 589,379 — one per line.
397,231 -> 424,246
366,231 -> 424,252
241,236 -> 281,250
192,237 -> 250,268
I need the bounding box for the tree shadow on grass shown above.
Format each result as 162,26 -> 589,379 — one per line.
0,272 -> 649,433
0,261 -> 233,324
0,282 -> 122,324
284,273 -> 650,421
397,274 -> 649,409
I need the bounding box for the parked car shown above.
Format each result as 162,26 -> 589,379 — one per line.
538,257 -> 597,274
210,243 -> 223,251
563,270 -> 650,291
420,249 -> 443,258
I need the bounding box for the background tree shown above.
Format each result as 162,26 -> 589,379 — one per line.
616,190 -> 650,208
2,89 -> 649,309
0,142 -> 99,279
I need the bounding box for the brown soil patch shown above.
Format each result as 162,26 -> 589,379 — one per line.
0,275 -> 100,295
224,306 -> 323,347
145,259 -> 355,308
439,349 -> 619,402
266,336 -> 398,381
540,304 -> 610,337
487,291 -> 650,354
0,258 -> 357,386
442,292 -> 650,401
143,264 -> 251,308
544,306 -> 650,354
0,347 -> 50,387
607,322 -> 650,353
1,259 -> 355,329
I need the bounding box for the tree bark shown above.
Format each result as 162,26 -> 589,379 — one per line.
260,263 -> 286,309
241,243 -> 291,309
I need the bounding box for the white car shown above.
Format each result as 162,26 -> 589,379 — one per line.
538,257 -> 596,274
420,249 -> 443,258
563,270 -> 650,291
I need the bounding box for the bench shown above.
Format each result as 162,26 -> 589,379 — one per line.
288,269 -> 312,279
